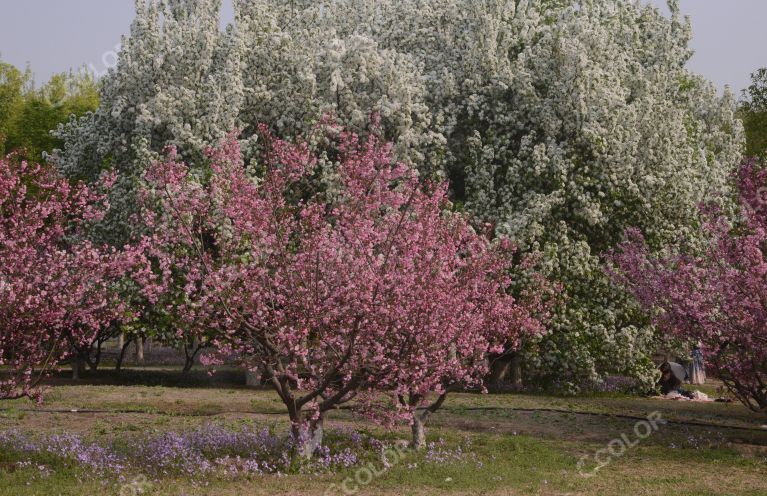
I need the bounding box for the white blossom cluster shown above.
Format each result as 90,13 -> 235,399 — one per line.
53,0 -> 744,389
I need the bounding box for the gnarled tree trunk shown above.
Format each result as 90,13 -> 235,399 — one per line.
407,391 -> 450,450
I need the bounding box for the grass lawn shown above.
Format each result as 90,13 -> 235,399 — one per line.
0,372 -> 765,495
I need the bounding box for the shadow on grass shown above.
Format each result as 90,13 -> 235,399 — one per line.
43,367 -> 248,389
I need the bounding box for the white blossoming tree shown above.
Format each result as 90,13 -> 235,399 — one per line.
54,0 -> 246,244
55,0 -> 744,390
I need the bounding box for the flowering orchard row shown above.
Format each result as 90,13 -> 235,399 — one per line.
0,124 -> 554,454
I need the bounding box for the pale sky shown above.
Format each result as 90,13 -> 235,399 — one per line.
0,0 -> 765,94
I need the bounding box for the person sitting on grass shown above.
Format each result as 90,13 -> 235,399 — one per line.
658,361 -> 694,398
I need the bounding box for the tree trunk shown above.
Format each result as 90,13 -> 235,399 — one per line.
411,414 -> 427,450
181,357 -> 195,375
487,352 -> 524,390
71,354 -> 86,380
488,352 -> 514,385
116,336 -> 134,372
509,353 -> 523,389
407,391 -> 447,450
86,342 -> 101,373
292,417 -> 324,459
181,338 -> 201,375
134,337 -> 145,364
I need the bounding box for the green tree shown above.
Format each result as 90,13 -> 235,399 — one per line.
0,61 -> 28,156
739,68 -> 767,158
0,59 -> 98,161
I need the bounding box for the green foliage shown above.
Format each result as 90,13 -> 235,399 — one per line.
0,62 -> 27,156
0,59 -> 98,161
739,68 -> 767,158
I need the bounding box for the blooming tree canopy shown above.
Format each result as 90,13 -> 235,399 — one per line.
608,160 -> 767,414
0,154 -> 131,400
139,124 -> 541,455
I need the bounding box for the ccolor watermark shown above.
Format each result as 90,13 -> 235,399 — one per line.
576,411 -> 665,478
324,442 -> 409,495
88,42 -> 123,80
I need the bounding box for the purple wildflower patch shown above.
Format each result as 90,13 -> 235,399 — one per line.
0,425 -> 480,481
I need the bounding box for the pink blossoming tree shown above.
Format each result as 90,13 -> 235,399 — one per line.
608,160 -> 767,414
0,154 -> 132,400
139,124 -> 546,455
381,250 -> 554,449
